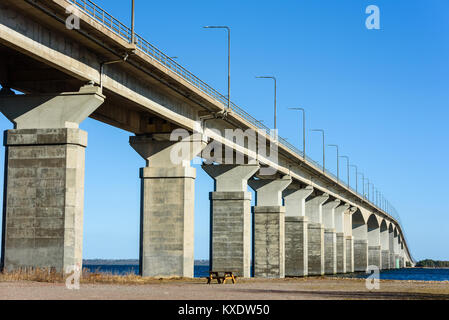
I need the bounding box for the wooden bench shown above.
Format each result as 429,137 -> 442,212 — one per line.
207,271 -> 237,284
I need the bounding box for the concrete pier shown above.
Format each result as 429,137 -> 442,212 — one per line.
322,199 -> 340,275
345,236 -> 354,273
354,239 -> 368,272
249,175 -> 291,278
324,228 -> 337,275
352,210 -> 368,272
0,84 -> 104,272
336,233 -> 345,273
382,250 -> 390,269
334,204 -> 350,273
307,223 -> 325,275
203,164 -> 259,278
130,133 -> 206,277
390,252 -> 396,269
283,186 -> 313,277
305,193 -> 328,275
368,245 -> 381,269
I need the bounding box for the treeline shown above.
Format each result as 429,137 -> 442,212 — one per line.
416,259 -> 449,268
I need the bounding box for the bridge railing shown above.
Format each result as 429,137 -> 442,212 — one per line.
67,0 -> 410,248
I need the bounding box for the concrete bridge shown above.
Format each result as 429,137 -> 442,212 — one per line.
0,0 -> 413,277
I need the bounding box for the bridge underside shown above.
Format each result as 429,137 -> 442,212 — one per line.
0,0 -> 413,275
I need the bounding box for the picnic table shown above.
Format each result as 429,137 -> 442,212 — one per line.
207,270 -> 237,284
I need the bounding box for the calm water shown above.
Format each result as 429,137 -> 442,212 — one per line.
83,265 -> 449,281
340,268 -> 449,282
84,265 -> 210,278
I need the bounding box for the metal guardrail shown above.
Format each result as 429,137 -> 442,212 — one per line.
67,0 -> 412,260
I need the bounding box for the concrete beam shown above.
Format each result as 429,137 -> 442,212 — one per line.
305,193 -> 329,224
249,175 -> 292,207
0,84 -> 104,129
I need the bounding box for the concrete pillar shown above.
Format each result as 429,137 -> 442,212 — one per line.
283,186 -> 313,277
382,250 -> 390,270
367,215 -> 381,269
130,132 -> 206,277
352,210 -> 368,272
380,221 -> 389,270
203,164 -> 259,278
0,84 -> 105,272
354,240 -> 368,272
249,175 -> 291,278
368,245 -> 381,268
322,199 -> 340,275
389,227 -> 395,269
305,193 -> 329,276
344,207 -> 356,273
345,236 -> 354,273
334,204 -> 350,274
393,232 -> 400,268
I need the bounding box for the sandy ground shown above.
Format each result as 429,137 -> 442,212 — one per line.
1,277 -> 449,300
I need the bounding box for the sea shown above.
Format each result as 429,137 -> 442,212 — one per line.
83,265 -> 449,281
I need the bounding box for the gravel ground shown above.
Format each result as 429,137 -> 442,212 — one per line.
1,277 -> 449,300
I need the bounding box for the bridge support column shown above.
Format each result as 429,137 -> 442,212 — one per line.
390,252 -> 395,269
324,229 -> 336,275
354,240 -> 368,272
334,204 -> 349,274
382,250 -> 390,269
336,233 -> 345,273
249,175 -> 291,278
203,164 -> 259,278
305,194 -> 329,276
283,186 -> 313,277
345,236 -> 354,273
368,245 -> 381,269
0,84 -> 104,273
322,199 -> 340,275
130,133 -> 206,278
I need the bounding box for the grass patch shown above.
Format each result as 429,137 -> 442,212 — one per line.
0,268 -> 204,285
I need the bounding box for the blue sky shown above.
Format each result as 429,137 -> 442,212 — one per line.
1,0 -> 448,261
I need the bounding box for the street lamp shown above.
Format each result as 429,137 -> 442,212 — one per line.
131,0 -> 135,44
256,76 -> 277,129
328,144 -> 339,182
203,26 -> 231,112
340,155 -> 350,188
311,129 -> 325,172
288,108 -> 306,159
364,178 -> 370,200
351,165 -> 358,193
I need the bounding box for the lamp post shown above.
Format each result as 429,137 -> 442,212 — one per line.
351,165 -> 358,193
358,172 -> 365,198
131,0 -> 135,44
256,76 -> 277,129
288,107 -> 306,159
365,178 -> 370,200
328,144 -> 339,182
204,26 -> 231,111
311,129 -> 325,172
340,155 -> 350,188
